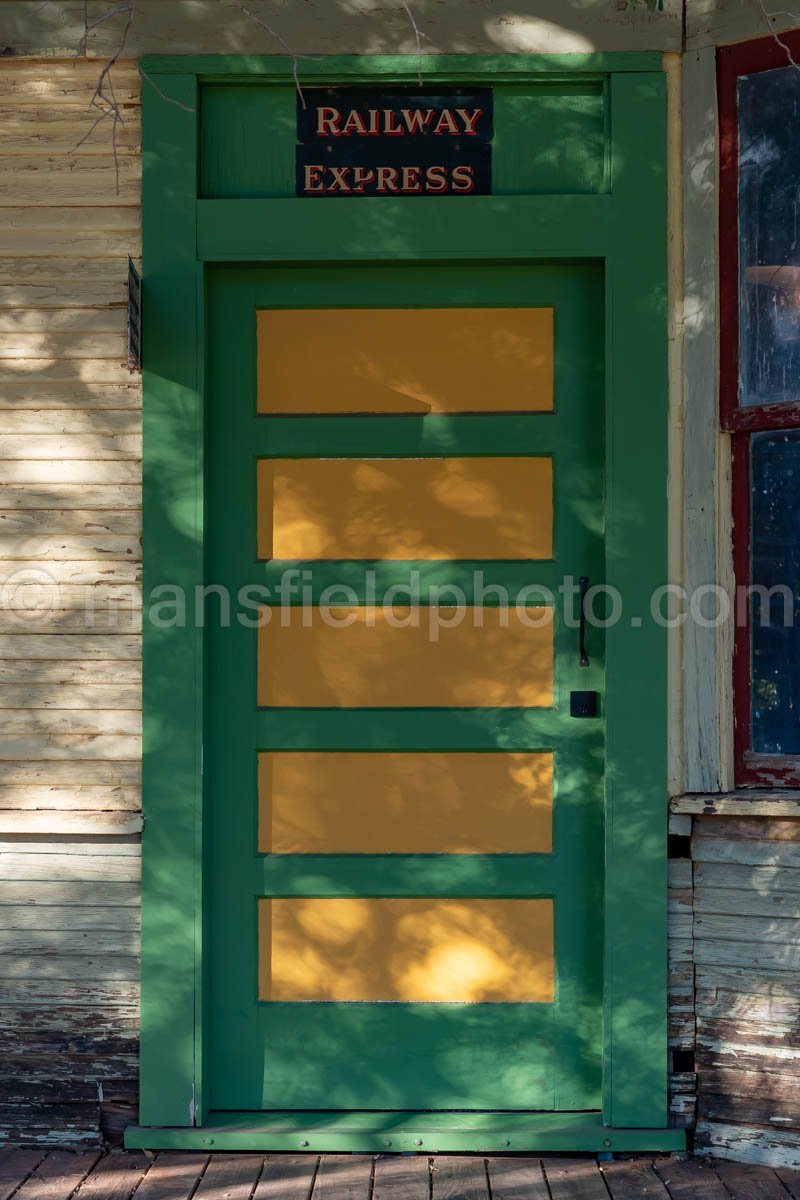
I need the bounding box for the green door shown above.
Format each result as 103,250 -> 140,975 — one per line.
206,261 -> 604,1113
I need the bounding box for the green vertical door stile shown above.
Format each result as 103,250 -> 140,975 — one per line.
139,72 -> 205,1129
603,70 -> 669,1129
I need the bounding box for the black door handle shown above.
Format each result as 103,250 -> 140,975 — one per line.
579,575 -> 590,667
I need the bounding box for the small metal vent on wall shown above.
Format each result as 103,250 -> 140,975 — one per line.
127,256 -> 142,373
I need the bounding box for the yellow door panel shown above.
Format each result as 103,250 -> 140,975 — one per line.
258,456 -> 552,561
259,897 -> 555,1003
257,307 -> 553,414
258,751 -> 553,854
257,605 -> 553,708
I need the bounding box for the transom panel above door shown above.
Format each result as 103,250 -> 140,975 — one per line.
206,263 -> 605,1113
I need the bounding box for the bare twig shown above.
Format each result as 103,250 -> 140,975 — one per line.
229,0 -> 307,107
402,0 -> 430,85
754,0 -> 800,70
139,67 -> 196,112
76,3 -> 132,55
68,1 -> 137,194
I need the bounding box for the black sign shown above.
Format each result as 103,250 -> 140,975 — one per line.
296,87 -> 492,198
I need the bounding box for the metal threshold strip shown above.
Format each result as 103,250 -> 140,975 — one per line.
125,1111 -> 686,1153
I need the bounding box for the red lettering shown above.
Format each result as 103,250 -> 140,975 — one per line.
433,109 -> 459,136
402,166 -> 422,192
401,108 -> 435,135
353,166 -> 376,192
342,110 -> 368,135
451,164 -> 475,193
425,165 -> 448,193
316,106 -> 340,136
457,107 -> 484,135
376,166 -> 400,193
383,109 -> 404,136
303,164 -> 325,192
328,166 -> 352,193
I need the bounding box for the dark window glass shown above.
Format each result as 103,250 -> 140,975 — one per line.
751,430 -> 800,752
739,67 -> 800,406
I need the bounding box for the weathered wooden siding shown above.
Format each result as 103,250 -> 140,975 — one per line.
0,58 -> 142,1146
667,824 -> 697,1132
0,1 -> 683,57
693,816 -> 800,1168
667,805 -> 800,1169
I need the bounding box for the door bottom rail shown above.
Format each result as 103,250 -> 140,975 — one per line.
125,1110 -> 686,1153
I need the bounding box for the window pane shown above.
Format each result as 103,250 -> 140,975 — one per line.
739,68 -> 800,406
751,431 -> 800,753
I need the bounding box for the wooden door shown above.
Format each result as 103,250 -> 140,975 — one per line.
206,262 -> 604,1113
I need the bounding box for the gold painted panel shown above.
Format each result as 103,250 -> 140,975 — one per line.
257,605 -> 553,708
258,898 -> 555,1003
257,457 -> 552,560
258,751 -> 553,854
257,307 -> 554,414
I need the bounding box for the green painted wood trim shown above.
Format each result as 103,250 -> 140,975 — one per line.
197,195 -> 611,262
252,710 -> 601,751
257,853 -> 559,897
603,71 -> 669,1129
256,560 -> 565,602
142,53 -> 664,78
253,414 -> 560,457
125,1110 -> 685,1153
140,72 -> 204,1129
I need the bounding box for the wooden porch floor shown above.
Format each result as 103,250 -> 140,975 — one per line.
2,1150 -> 800,1200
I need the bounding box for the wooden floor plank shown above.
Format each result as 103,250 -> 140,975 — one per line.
601,1159 -> 670,1199
192,1155 -> 265,1200
70,1154 -> 150,1200
0,1152 -> 47,1200
373,1156 -> 429,1200
653,1158 -> 734,1199
255,1157 -> 318,1200
486,1158 -> 549,1200
2,1149 -> 796,1200
13,1152 -> 100,1200
775,1168 -> 800,1200
130,1154 -> 209,1200
312,1157 -> 373,1200
431,1157 -> 489,1200
542,1158 -> 610,1200
713,1160 -> 793,1200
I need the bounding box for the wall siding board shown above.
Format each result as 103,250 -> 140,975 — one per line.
687,1 -> 800,51
0,413 -> 140,434
681,46 -> 731,794
0,62 -> 141,103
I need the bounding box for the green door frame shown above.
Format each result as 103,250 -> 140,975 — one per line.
128,53 -> 680,1153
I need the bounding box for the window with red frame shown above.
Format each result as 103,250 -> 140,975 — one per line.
720,32 -> 800,785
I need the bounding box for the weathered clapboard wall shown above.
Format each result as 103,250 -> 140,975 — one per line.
0,58 -> 142,1146
694,815 -> 800,1167
669,803 -> 800,1169
0,0 -> 683,57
